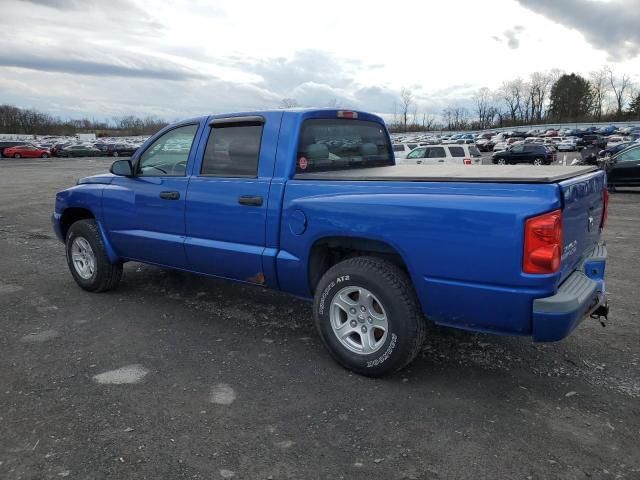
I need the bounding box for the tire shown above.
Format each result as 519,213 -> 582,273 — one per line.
113,151 -> 119,157
313,256 -> 426,377
533,158 -> 543,166
497,158 -> 506,165
41,153 -> 48,158
14,154 -> 20,158
65,219 -> 123,292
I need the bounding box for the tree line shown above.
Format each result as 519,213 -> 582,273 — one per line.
388,66 -> 640,132
0,104 -> 169,136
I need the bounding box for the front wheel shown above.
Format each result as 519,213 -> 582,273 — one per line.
533,158 -> 543,166
66,219 -> 123,292
41,153 -> 49,158
497,158 -> 506,165
113,151 -> 119,157
313,256 -> 426,377
14,154 -> 20,158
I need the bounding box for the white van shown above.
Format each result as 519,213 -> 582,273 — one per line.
399,144 -> 483,165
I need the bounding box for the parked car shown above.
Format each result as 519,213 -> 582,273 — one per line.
51,109 -> 609,376
0,140 -> 28,157
58,145 -> 105,157
605,145 -> 640,188
392,143 -> 419,160
475,138 -> 492,151
577,135 -> 606,150
3,144 -> 50,158
492,143 -> 555,165
599,142 -> 635,158
51,142 -> 72,157
557,139 -> 577,152
493,141 -> 508,152
605,136 -> 629,149
104,143 -> 139,157
400,144 -> 483,165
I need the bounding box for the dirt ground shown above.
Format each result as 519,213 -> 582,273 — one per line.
1,157 -> 638,479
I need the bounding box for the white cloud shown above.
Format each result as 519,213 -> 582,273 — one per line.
1,0 -> 639,121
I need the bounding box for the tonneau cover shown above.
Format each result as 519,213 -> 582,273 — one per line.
294,164 -> 598,184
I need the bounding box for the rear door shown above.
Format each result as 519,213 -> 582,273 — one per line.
424,146 -> 447,164
184,113 -> 281,283
558,171 -> 606,282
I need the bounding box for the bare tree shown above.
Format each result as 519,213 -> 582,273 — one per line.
400,87 -> 414,132
280,98 -> 299,109
607,66 -> 632,116
589,68 -> 609,121
528,72 -> 552,122
473,87 -> 493,129
421,112 -> 436,130
501,79 -> 524,123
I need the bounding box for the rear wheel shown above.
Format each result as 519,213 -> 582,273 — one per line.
113,151 -> 119,157
41,153 -> 49,158
533,158 -> 543,166
65,219 -> 123,292
14,154 -> 20,158
313,256 -> 426,377
497,158 -> 506,165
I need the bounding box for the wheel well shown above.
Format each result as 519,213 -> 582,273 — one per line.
308,237 -> 408,294
60,208 -> 94,238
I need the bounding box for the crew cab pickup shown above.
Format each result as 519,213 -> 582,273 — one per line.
53,109 -> 610,376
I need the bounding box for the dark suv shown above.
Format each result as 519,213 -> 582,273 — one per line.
576,134 -> 606,149
492,143 -> 555,165
104,143 -> 138,157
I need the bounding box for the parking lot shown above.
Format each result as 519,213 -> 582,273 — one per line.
1,157 -> 638,479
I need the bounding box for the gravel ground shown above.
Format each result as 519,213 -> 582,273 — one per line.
0,157 -> 638,480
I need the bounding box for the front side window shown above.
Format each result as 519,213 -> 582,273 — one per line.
406,147 -> 427,159
201,124 -> 263,177
138,124 -> 198,176
616,147 -> 640,163
448,146 -> 465,157
296,119 -> 393,173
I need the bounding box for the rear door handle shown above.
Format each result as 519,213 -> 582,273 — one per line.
238,195 -> 263,206
159,191 -> 180,200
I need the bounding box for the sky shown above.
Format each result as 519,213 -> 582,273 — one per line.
1,0 -> 639,121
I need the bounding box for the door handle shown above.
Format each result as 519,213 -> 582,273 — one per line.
159,191 -> 180,200
238,195 -> 263,206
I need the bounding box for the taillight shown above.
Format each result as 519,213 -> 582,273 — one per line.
463,158 -> 472,165
337,110 -> 358,119
523,209 -> 563,274
601,189 -> 609,229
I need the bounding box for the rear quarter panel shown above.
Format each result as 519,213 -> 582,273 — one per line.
278,180 -> 563,335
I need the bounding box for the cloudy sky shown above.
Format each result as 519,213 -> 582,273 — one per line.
1,0 -> 639,121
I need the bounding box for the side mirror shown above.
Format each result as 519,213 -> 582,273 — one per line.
110,159 -> 133,176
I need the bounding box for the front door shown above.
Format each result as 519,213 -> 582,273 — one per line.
102,123 -> 201,268
609,147 -> 640,186
184,115 -> 278,283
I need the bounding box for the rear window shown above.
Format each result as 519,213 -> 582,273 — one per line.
448,146 -> 465,157
297,119 -> 393,173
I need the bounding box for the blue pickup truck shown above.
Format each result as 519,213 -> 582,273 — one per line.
53,109 -> 609,376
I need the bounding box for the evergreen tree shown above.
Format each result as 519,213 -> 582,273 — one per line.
548,74 -> 593,122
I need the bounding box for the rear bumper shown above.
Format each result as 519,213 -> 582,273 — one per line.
532,244 -> 607,341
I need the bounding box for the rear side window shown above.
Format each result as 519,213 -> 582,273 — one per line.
201,124 -> 263,177
428,147 -> 446,158
468,146 -> 482,157
448,146 -> 464,157
297,119 -> 393,173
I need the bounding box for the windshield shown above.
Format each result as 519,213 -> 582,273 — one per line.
297,119 -> 393,173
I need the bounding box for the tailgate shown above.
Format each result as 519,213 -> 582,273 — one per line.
558,170 -> 606,282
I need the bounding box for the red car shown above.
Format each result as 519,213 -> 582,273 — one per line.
3,145 -> 50,158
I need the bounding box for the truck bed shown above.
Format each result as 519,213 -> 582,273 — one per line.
294,164 -> 598,184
